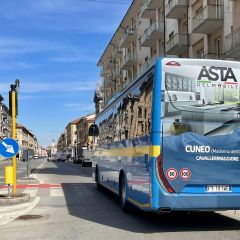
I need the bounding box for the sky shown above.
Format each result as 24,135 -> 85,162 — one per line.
0,0 -> 131,147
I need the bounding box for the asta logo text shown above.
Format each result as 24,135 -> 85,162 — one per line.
198,66 -> 237,82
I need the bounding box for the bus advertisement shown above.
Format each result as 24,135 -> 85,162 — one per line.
93,58 -> 240,212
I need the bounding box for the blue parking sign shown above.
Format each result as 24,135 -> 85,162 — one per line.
0,138 -> 19,158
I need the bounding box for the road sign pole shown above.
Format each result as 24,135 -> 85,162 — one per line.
11,90 -> 17,194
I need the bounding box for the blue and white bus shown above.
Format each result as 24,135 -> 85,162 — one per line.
93,58 -> 240,212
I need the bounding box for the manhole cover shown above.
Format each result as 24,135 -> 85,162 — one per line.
16,215 -> 43,220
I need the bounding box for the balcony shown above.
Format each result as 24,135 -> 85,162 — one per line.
203,53 -> 222,60
104,77 -> 113,88
112,69 -> 122,79
166,33 -> 188,55
121,53 -> 137,70
192,4 -> 224,34
141,21 -> 164,47
100,68 -> 107,77
165,0 -> 188,19
224,27 -> 240,59
120,29 -> 137,48
106,59 -> 115,69
113,48 -> 122,59
140,57 -> 156,76
146,0 -> 163,9
140,1 -> 155,19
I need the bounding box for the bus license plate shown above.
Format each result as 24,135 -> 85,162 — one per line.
206,185 -> 230,192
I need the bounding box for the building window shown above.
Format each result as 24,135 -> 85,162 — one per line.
138,107 -> 142,118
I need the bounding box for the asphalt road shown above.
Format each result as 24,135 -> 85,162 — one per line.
0,158 -> 45,184
0,160 -> 240,240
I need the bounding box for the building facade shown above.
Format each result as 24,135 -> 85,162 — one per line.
97,0 -> 240,108
37,145 -> 48,158
0,95 -> 11,140
76,113 -> 96,154
57,114 -> 96,158
46,139 -> 57,157
16,124 -> 38,158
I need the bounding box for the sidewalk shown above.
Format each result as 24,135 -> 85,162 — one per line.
0,161 -> 45,225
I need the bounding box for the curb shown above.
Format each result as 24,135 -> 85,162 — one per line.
0,193 -> 30,206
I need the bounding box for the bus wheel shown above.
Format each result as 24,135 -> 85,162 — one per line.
120,175 -> 131,213
95,167 -> 102,191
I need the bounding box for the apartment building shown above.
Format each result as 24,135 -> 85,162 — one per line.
37,145 -> 48,158
57,132 -> 66,151
46,139 -> 57,157
16,124 -> 38,153
66,118 -> 80,148
97,0 -> 240,108
57,118 -> 80,158
57,114 -> 96,158
0,95 -> 11,139
76,113 -> 95,153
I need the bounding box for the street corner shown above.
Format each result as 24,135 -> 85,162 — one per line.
0,192 -> 30,206
0,196 -> 40,226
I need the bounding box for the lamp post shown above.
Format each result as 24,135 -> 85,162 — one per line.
9,79 -> 20,194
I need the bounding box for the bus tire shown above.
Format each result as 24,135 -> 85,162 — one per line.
95,167 -> 102,191
120,174 -> 131,213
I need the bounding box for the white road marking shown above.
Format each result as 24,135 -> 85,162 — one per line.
0,197 -> 40,225
50,188 -> 64,197
0,190 -> 7,195
30,161 -> 46,184
23,189 -> 38,198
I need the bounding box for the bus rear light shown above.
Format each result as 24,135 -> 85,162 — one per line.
165,61 -> 181,66
156,155 -> 175,193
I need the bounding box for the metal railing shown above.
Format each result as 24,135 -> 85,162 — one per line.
166,33 -> 188,52
122,53 -> 137,66
192,4 -> 223,30
141,21 -> 164,45
225,27 -> 240,54
120,29 -> 136,47
203,53 -> 221,59
165,0 -> 188,16
140,56 -> 156,76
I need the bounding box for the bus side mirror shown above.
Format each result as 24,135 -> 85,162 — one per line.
89,124 -> 99,137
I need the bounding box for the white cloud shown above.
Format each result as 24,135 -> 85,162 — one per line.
0,81 -> 96,94
0,37 -> 62,56
50,54 -> 97,63
0,61 -> 43,70
0,0 -> 130,34
64,103 -> 94,111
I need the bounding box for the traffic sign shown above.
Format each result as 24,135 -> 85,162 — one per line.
166,168 -> 178,180
0,138 -> 19,158
180,168 -> 191,181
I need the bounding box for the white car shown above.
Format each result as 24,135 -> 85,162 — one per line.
47,155 -> 57,162
82,149 -> 93,167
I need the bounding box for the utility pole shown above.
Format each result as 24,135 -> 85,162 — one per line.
9,79 -> 20,194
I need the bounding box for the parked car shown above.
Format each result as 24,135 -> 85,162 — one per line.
47,155 -> 57,162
